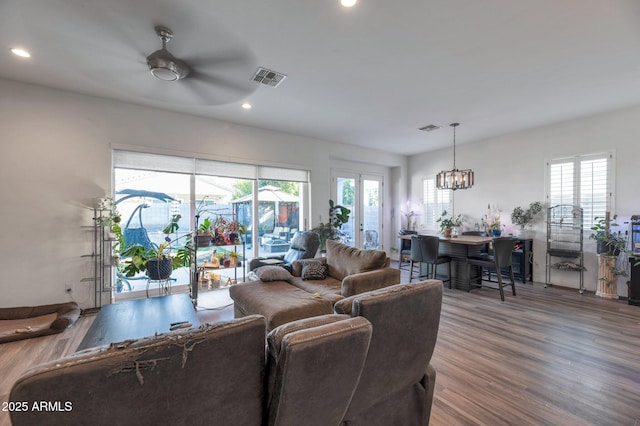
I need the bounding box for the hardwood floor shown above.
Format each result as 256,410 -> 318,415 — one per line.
1,273 -> 639,426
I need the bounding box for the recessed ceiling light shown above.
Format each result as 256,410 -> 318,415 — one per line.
242,103 -> 252,110
10,48 -> 31,58
341,0 -> 357,7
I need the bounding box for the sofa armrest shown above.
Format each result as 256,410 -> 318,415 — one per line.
340,267 -> 401,298
249,255 -> 286,271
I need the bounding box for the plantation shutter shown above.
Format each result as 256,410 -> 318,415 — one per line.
546,152 -> 612,230
422,177 -> 452,229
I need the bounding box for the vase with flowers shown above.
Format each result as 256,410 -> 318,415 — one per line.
482,204 -> 503,236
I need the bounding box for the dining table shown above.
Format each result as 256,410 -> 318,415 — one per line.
399,233 -> 494,291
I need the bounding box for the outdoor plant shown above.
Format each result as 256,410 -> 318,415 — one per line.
511,201 -> 543,230
121,214 -> 192,277
198,217 -> 213,234
97,196 -> 125,254
312,199 -> 351,250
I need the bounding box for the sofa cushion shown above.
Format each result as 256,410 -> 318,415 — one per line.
291,257 -> 326,277
265,315 -> 372,426
254,265 -> 293,282
326,240 -> 388,280
301,260 -> 328,280
230,280 -> 334,331
287,277 -> 344,304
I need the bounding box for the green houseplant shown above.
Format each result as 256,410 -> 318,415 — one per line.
312,199 -> 351,251
195,217 -> 213,247
437,210 -> 462,237
511,201 -> 543,231
590,214 -> 627,258
590,214 -> 630,297
121,214 -> 192,280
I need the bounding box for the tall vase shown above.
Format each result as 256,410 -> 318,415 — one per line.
596,255 -> 619,299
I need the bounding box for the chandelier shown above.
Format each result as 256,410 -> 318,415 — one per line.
436,123 -> 474,190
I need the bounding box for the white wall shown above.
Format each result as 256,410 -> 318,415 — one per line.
409,106 -> 640,296
0,79 -> 405,308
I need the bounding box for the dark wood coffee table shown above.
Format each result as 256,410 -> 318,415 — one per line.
77,293 -> 198,351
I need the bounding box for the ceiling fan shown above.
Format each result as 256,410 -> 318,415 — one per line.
146,26 -> 191,81
138,24 -> 265,105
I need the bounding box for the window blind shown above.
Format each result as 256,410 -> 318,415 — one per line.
114,150 -> 309,183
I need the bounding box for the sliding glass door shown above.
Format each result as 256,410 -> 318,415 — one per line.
113,150 -> 309,302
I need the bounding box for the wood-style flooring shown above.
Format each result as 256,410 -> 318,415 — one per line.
1,270 -> 639,426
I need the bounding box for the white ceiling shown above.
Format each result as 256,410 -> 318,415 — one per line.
2,0 -> 640,156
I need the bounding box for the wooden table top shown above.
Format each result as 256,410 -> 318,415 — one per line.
399,233 -> 494,246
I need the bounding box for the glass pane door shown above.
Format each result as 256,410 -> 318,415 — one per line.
362,176 -> 381,250
335,175 -> 356,246
333,172 -> 383,249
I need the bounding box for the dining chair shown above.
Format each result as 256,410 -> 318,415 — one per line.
462,230 -> 491,280
466,237 -> 518,301
409,235 -> 452,288
398,230 -> 416,271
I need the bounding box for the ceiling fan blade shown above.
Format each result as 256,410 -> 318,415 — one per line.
180,75 -> 258,105
184,50 -> 256,69
189,70 -> 257,95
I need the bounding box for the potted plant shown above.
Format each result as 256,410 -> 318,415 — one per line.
216,251 -> 226,267
482,212 -> 502,237
511,201 -> 543,237
437,210 -> 463,238
225,219 -> 247,244
590,214 -> 629,298
228,250 -> 240,267
121,214 -> 192,280
195,217 -> 213,248
312,200 -> 351,252
590,215 -> 627,257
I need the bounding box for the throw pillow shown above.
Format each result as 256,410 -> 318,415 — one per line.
302,260 -> 328,280
254,265 -> 293,282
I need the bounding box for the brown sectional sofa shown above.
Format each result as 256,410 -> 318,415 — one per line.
10,280 -> 443,426
10,314 -> 374,426
230,240 -> 401,330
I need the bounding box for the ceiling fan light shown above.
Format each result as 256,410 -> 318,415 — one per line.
150,67 -> 179,81
146,30 -> 191,81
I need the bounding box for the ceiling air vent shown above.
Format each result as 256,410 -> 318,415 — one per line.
252,67 -> 287,87
419,124 -> 441,132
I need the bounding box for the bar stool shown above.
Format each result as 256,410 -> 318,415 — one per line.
409,235 -> 452,288
398,230 -> 417,271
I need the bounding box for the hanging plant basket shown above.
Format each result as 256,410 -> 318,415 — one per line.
147,258 -> 173,280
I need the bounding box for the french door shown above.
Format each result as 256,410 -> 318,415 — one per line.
332,171 -> 383,250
